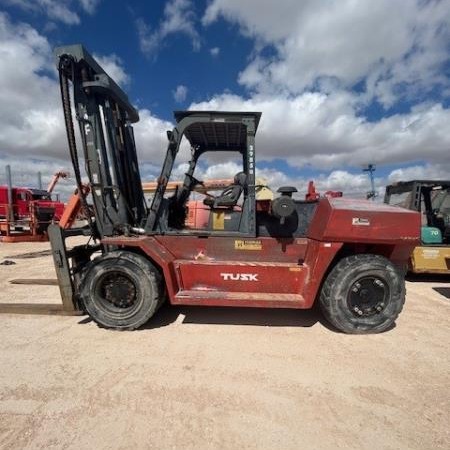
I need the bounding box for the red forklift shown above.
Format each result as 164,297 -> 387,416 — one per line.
49,45 -> 420,334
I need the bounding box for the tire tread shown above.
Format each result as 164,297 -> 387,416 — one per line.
319,254 -> 405,334
80,251 -> 165,330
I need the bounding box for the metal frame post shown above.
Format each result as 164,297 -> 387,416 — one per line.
5,165 -> 14,222
243,117 -> 256,236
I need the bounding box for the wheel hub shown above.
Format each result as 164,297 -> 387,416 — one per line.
348,277 -> 388,317
102,274 -> 137,309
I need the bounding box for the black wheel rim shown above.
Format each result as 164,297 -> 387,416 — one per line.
94,271 -> 140,314
347,276 -> 389,317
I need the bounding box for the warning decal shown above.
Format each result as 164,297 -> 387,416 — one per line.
235,239 -> 262,251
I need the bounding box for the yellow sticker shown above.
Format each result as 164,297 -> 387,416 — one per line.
235,239 -> 262,250
212,211 -> 225,230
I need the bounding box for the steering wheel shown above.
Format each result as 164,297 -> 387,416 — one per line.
185,173 -> 204,187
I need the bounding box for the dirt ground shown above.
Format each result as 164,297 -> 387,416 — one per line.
0,239 -> 448,450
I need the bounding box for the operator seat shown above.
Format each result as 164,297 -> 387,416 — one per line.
203,172 -> 247,208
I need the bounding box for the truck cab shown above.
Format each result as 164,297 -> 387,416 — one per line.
0,186 -> 65,230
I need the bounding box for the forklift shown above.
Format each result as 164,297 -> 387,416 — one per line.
385,180 -> 450,274
49,45 -> 420,333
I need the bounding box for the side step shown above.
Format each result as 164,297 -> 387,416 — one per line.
173,290 -> 305,309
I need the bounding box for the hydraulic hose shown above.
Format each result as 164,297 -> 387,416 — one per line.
58,55 -> 97,238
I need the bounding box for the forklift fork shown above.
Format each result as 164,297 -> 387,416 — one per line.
0,224 -> 82,316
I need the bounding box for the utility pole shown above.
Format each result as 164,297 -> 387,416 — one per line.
363,164 -> 377,201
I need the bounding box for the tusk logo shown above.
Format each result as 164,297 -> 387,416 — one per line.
221,273 -> 258,281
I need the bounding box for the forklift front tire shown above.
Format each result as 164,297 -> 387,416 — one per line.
79,251 -> 164,330
319,254 -> 405,334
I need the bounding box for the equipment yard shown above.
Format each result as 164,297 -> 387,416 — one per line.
0,238 -> 448,450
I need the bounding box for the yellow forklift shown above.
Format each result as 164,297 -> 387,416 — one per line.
384,180 -> 450,274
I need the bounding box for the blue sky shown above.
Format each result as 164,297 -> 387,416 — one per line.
49,1 -> 253,118
0,0 -> 449,198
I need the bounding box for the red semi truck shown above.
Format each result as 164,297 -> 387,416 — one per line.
0,186 -> 65,233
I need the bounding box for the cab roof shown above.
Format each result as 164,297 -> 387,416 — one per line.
387,180 -> 450,194
174,111 -> 261,152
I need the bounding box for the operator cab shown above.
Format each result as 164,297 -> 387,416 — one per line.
146,110 -> 318,238
146,111 -> 261,235
384,180 -> 450,245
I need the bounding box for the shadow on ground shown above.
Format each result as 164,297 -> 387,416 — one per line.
77,302 -> 406,333
4,250 -> 52,259
137,302 -> 340,332
433,287 -> 450,300
406,273 -> 450,283
78,303 -> 341,331
406,272 -> 449,301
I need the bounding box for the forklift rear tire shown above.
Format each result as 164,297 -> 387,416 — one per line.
79,251 -> 164,330
319,254 -> 405,334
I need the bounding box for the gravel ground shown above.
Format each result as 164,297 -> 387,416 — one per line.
0,239 -> 449,450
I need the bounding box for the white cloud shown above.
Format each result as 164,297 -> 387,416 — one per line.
199,0 -> 450,176
0,12 -> 65,159
0,14 -> 175,194
93,53 -> 130,86
171,160 -> 378,199
4,0 -> 103,24
136,0 -> 201,55
136,19 -> 157,55
189,92 -> 450,171
388,164 -> 450,184
137,0 -> 200,57
77,0 -> 100,15
210,46 -> 220,57
42,1 -> 80,24
184,160 -> 449,201
4,0 -> 80,25
3,0 -> 102,25
252,167 -> 373,198
172,85 -> 188,103
192,153 -> 450,200
133,109 -> 173,166
1,6 -> 449,204
204,0 -> 450,107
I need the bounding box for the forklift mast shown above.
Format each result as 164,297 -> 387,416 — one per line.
55,45 -> 146,238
